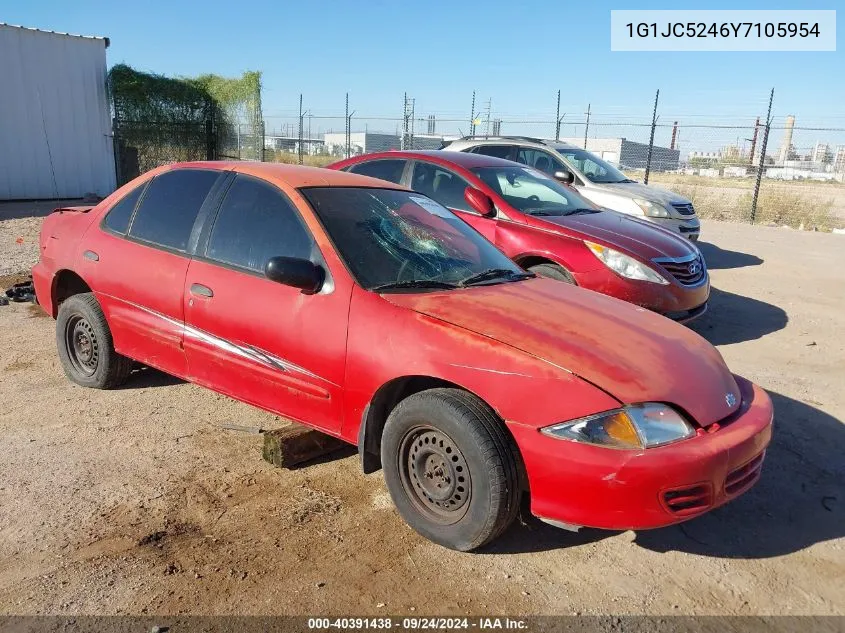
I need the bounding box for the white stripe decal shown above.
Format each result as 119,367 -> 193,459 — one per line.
123,299 -> 332,385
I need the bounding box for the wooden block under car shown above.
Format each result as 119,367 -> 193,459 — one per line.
262,424 -> 348,468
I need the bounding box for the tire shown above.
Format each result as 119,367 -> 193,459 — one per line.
528,263 -> 575,284
381,388 -> 522,551
56,293 -> 133,389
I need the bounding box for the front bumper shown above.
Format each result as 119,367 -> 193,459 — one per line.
573,266 -> 710,320
509,375 -> 773,531
646,216 -> 700,241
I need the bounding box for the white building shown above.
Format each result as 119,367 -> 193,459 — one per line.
0,24 -> 115,200
323,132 -> 449,157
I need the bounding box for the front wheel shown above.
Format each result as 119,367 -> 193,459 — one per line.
381,388 -> 522,551
56,293 -> 133,389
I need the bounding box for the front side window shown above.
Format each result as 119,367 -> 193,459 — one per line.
206,174 -> 314,273
103,182 -> 147,234
554,147 -> 632,184
128,169 -> 219,251
471,166 -> 598,217
517,148 -> 562,175
410,162 -> 471,212
301,187 -> 527,292
348,159 -> 407,184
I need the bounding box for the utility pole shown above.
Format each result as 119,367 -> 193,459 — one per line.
583,103 -> 591,149
484,99 -> 492,138
644,89 -> 660,185
555,90 -> 561,141
470,91 -> 476,137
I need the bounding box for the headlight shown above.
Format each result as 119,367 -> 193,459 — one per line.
541,404 -> 696,450
584,241 -> 668,284
633,198 -> 671,218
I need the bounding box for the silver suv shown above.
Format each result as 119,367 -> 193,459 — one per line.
442,136 -> 700,241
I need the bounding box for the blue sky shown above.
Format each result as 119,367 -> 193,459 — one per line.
5,0 -> 842,147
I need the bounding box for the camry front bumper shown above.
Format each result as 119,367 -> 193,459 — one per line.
508,375 -> 773,531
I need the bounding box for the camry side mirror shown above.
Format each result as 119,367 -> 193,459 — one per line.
265,256 -> 324,294
553,170 -> 575,185
464,187 -> 496,218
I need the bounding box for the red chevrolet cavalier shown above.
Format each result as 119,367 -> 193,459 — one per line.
33,162 -> 771,551
329,151 -> 709,322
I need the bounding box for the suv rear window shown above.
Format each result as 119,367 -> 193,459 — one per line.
128,169 -> 219,252
470,145 -> 514,160
348,159 -> 407,184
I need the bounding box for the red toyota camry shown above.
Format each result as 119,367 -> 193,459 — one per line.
33,162 -> 771,551
329,151 -> 709,322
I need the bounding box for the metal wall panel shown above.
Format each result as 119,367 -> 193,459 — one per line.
0,24 -> 116,200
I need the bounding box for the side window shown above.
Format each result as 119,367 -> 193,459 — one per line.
473,145 -> 515,160
103,182 -> 147,234
129,169 -> 219,251
516,148 -> 557,175
206,174 -> 313,273
410,162 -> 471,212
348,159 -> 407,184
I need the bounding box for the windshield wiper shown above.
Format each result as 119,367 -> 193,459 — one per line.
371,279 -> 460,292
563,207 -> 600,216
459,268 -> 533,287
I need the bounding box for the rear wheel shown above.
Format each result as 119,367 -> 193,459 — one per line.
528,262 -> 575,284
56,293 -> 132,389
381,388 -> 521,551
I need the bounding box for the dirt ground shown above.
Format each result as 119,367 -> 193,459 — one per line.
0,218 -> 842,617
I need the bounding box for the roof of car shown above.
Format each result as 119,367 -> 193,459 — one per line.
344,150 -> 525,169
165,160 -> 410,190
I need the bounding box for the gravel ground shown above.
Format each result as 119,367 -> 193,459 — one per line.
0,215 -> 842,617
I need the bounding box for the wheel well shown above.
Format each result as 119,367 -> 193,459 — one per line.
515,255 -> 563,271
52,270 -> 92,315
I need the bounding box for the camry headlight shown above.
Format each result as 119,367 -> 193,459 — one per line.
541,404 -> 696,449
584,241 -> 668,284
633,198 -> 671,218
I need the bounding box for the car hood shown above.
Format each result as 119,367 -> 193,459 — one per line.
537,210 -> 697,260
384,278 -> 740,426
595,181 -> 691,206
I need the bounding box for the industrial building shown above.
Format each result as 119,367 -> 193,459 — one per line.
323,132 -> 445,156
0,23 -> 115,200
557,137 -> 680,172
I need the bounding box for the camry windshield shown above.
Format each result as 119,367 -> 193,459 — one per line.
470,166 -> 599,217
301,187 -> 531,292
553,147 -> 633,184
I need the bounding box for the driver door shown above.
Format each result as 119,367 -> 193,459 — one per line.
409,160 -> 497,243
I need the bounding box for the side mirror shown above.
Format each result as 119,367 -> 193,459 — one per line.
265,256 -> 324,294
553,170 -> 575,185
464,187 -> 496,218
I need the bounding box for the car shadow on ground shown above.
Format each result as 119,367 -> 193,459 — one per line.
116,365 -> 185,389
488,390 -> 843,559
688,286 -> 788,345
698,242 -> 764,270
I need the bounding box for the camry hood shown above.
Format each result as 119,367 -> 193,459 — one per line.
384,279 -> 740,426
537,210 -> 696,260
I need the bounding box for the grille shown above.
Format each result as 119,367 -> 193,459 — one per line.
656,255 -> 706,286
672,203 -> 696,216
662,484 -> 713,516
725,451 -> 765,496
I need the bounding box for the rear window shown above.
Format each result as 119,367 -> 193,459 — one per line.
470,145 -> 514,160
128,169 -> 219,251
103,182 -> 146,234
348,159 -> 407,184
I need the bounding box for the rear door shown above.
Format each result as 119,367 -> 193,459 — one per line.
409,160 -> 498,243
183,174 -> 349,433
80,168 -> 223,377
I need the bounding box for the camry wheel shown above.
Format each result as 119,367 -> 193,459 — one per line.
528,263 -> 575,284
56,293 -> 133,389
381,388 -> 522,551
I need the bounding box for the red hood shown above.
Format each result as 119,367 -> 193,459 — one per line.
536,210 -> 695,260
384,278 -> 739,426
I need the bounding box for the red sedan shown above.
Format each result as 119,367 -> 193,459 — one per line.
33,162 -> 771,551
329,151 -> 709,322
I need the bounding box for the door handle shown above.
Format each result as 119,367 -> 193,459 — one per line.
190,283 -> 214,298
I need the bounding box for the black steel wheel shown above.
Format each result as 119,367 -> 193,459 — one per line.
381,388 -> 522,551
56,293 -> 133,389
